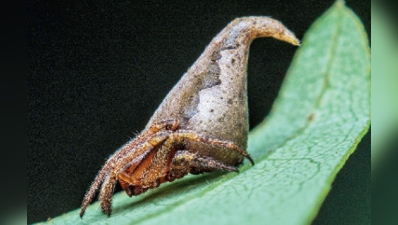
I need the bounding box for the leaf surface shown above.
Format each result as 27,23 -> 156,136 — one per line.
371,4 -> 398,164
35,1 -> 370,224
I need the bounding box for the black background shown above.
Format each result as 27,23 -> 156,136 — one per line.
28,0 -> 370,224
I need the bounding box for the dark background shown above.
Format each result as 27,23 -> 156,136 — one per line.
27,0 -> 370,224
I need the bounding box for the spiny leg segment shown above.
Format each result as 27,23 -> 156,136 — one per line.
174,130 -> 255,165
142,136 -> 175,187
80,120 -> 177,218
173,151 -> 239,173
99,173 -> 117,216
97,132 -> 170,216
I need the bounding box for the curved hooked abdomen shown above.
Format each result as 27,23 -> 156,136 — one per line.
146,17 -> 300,166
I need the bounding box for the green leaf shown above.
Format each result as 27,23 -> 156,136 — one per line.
371,4 -> 398,165
35,1 -> 370,224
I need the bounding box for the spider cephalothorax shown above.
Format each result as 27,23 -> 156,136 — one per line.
80,16 -> 299,218
80,119 -> 254,217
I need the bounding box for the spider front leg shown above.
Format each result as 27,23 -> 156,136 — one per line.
99,173 -> 117,216
80,120 -> 178,218
98,131 -> 171,216
174,130 -> 255,165
170,151 -> 239,177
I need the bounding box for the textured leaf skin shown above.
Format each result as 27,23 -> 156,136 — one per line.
34,1 -> 370,224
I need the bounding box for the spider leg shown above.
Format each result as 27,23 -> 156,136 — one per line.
80,137 -> 150,218
113,131 -> 171,173
99,173 -> 117,216
142,135 -> 175,188
173,151 -> 239,173
174,130 -> 255,165
80,121 -> 176,218
98,131 -> 171,216
80,165 -> 109,218
99,143 -> 158,216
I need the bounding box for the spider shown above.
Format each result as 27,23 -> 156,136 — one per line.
79,15 -> 300,218
80,119 -> 254,218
